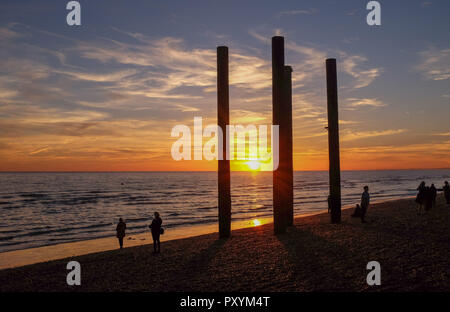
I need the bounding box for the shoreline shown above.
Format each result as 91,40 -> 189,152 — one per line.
1,195 -> 449,291
0,210 -> 320,270
0,196 -> 414,270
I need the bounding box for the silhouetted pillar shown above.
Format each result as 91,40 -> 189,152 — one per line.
326,58 -> 341,224
272,36 -> 287,234
284,66 -> 294,226
217,46 -> 231,238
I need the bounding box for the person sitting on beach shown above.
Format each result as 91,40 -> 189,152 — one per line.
149,212 -> 162,254
360,186 -> 370,223
116,218 -> 126,249
444,181 -> 450,205
416,181 -> 426,215
430,184 -> 437,209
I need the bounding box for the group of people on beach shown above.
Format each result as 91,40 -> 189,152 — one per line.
415,181 -> 450,215
115,212 -> 163,254
350,180 -> 450,222
114,181 -> 450,251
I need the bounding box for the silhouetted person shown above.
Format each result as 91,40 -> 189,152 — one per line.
360,186 -> 370,223
149,212 -> 162,254
430,184 -> 437,209
424,186 -> 432,211
416,181 -> 426,215
444,181 -> 450,205
116,218 -> 126,249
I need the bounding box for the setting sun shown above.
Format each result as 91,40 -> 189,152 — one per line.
246,160 -> 261,171
252,219 -> 262,227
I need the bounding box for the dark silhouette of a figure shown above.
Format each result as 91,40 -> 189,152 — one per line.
416,181 -> 426,214
360,186 -> 370,223
444,181 -> 450,205
149,212 -> 162,254
430,184 -> 437,209
424,186 -> 432,211
116,218 -> 126,249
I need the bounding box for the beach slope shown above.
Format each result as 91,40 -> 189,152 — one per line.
1,196 -> 449,292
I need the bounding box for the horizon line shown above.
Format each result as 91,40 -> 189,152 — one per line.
1,168 -> 450,173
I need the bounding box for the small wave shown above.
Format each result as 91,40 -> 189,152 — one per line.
197,206 -> 216,211
0,241 -> 22,247
0,229 -> 23,234
1,205 -> 21,210
19,193 -> 47,198
124,217 -> 150,222
165,218 -> 217,228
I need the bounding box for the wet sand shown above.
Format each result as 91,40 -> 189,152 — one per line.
1,195 -> 449,291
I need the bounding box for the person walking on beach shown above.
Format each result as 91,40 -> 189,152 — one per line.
116,218 -> 126,249
416,181 -> 426,215
444,181 -> 450,205
360,186 -> 370,223
149,212 -> 162,254
430,184 -> 437,209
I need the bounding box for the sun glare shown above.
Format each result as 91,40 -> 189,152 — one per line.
246,160 -> 261,171
252,219 -> 262,227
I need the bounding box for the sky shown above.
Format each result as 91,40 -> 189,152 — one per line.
0,0 -> 449,171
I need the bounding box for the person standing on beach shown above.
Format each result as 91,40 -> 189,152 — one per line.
430,184 -> 437,209
116,218 -> 126,249
424,186 -> 433,212
360,186 -> 370,223
416,181 -> 426,214
444,181 -> 450,205
149,212 -> 162,254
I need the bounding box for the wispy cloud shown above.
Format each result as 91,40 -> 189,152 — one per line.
339,53 -> 383,88
29,146 -> 49,156
344,98 -> 387,110
417,47 -> 450,81
341,129 -> 407,142
433,132 -> 450,136
249,30 -> 383,90
0,26 -> 22,40
277,8 -> 317,18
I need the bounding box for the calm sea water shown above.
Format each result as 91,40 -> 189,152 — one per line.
0,170 -> 449,253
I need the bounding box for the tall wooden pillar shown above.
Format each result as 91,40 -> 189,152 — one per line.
217,46 -> 231,238
272,36 -> 287,234
284,66 -> 294,226
326,58 -> 341,224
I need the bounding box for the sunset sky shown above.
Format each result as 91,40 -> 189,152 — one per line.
0,0 -> 449,171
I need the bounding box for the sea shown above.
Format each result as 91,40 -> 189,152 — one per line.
0,169 -> 449,253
